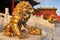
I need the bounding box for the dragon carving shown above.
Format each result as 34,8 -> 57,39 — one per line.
3,1 -> 41,39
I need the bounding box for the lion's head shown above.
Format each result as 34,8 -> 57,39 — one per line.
12,1 -> 34,22
12,1 -> 34,15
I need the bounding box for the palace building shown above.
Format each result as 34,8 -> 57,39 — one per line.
0,0 -> 40,14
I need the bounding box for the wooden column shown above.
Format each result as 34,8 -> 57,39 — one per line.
11,0 -> 14,13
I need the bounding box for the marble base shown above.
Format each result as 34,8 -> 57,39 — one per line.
0,31 -> 46,40
0,33 -> 41,40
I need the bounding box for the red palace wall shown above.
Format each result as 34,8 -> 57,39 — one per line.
33,7 -> 57,19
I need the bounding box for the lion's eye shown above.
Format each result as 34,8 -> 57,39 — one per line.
24,14 -> 26,16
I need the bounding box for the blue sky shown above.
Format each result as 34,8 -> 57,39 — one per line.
34,0 -> 60,16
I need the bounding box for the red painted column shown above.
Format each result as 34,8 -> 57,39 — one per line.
11,0 -> 14,13
23,0 -> 25,1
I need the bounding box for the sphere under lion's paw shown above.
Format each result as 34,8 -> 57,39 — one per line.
28,27 -> 42,35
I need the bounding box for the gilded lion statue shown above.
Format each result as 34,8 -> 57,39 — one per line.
3,1 -> 41,39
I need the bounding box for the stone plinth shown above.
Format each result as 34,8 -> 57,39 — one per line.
0,32 -> 42,40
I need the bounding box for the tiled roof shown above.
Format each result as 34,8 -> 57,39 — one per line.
37,7 -> 57,10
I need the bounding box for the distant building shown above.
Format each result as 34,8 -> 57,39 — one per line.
33,7 -> 57,19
